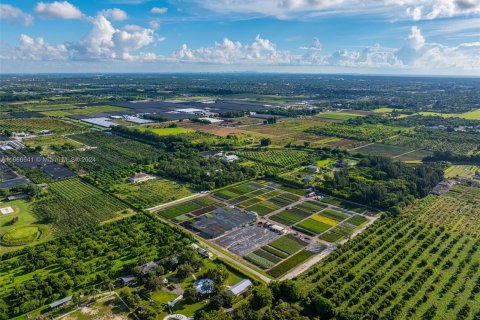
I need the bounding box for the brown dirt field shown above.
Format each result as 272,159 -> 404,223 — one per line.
326,139 -> 365,149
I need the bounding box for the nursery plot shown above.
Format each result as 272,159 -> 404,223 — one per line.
294,218 -> 331,235
34,178 -> 129,232
114,178 -> 193,208
267,235 -> 307,255
408,193 -> 480,238
299,217 -> 480,319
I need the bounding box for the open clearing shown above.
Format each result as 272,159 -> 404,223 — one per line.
445,165 -> 480,178
0,200 -> 51,253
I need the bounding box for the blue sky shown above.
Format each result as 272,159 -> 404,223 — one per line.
0,0 -> 479,74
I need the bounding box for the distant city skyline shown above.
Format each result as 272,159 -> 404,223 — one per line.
0,0 -> 479,75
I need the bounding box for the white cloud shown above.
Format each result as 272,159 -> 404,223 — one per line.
300,37 -> 322,51
149,19 -> 160,30
406,6 -> 423,20
35,1 -> 83,19
0,4 -> 34,26
151,7 -> 168,14
192,0 -> 480,20
168,35 -> 295,64
4,22 -> 479,75
98,8 -> 128,21
16,34 -> 69,60
76,15 -> 155,60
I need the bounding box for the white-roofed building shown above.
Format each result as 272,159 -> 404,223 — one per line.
229,279 -> 253,295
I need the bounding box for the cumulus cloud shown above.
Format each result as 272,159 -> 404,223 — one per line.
4,22 -> 479,74
193,0 -> 480,20
151,7 -> 168,14
98,8 -> 128,21
300,37 -> 322,51
35,1 -> 83,19
16,34 -> 69,60
168,35 -> 294,64
76,15 -> 155,60
7,13 -> 156,62
0,4 -> 34,26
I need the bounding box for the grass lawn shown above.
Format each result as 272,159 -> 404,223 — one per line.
0,200 -> 51,254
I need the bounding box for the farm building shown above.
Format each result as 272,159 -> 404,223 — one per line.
50,296 -> 72,309
140,261 -> 159,274
198,117 -> 224,124
307,165 -> 320,173
229,279 -> 253,295
222,154 -> 239,162
118,275 -> 136,285
128,172 -> 153,183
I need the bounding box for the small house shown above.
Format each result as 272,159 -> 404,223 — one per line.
307,165 -> 320,173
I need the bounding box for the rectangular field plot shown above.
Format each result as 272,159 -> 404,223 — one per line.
352,143 -> 413,158
267,250 -> 316,278
270,208 -> 311,225
320,196 -> 373,215
114,178 -> 193,209
215,225 -> 279,256
294,218 -> 331,235
213,181 -> 264,200
268,235 -> 307,255
159,201 -> 203,219
33,178 -> 129,232
408,192 -> 480,238
245,201 -> 281,215
319,223 -> 356,242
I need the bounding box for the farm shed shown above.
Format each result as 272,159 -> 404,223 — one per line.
229,279 -> 253,295
50,296 -> 72,309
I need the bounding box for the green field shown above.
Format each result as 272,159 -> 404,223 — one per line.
445,165 -> 480,178
145,127 -> 195,136
23,135 -> 83,150
300,217 -> 480,319
295,218 -> 331,235
0,200 -> 51,253
268,235 -> 306,255
0,118 -> 83,133
34,178 -> 130,232
373,107 -> 397,113
267,250 -> 315,277
114,178 -> 193,208
41,106 -> 128,117
316,112 -> 365,121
